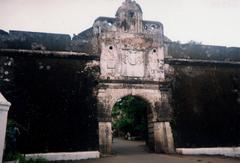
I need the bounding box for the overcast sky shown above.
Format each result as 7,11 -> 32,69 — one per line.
0,0 -> 240,47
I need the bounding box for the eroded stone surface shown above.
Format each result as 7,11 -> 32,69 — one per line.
96,0 -> 165,82
97,0 -> 174,154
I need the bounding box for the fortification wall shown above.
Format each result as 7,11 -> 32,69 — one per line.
171,65 -> 240,148
0,54 -> 100,153
167,42 -> 240,62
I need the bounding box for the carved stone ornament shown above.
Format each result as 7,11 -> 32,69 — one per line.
121,49 -> 144,77
127,50 -> 143,65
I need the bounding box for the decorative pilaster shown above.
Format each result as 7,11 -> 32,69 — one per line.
98,122 -> 112,155
154,122 -> 175,153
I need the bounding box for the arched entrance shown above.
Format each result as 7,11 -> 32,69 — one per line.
95,0 -> 175,155
111,95 -> 154,152
97,83 -> 175,155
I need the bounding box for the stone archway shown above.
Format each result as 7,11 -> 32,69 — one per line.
95,0 -> 175,155
97,83 -> 175,155
111,95 -> 156,152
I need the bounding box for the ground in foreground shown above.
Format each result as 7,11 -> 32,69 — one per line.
56,138 -> 240,163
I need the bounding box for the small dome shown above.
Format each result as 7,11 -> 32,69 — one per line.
116,0 -> 143,17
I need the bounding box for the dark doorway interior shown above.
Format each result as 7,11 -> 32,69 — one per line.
111,96 -> 153,154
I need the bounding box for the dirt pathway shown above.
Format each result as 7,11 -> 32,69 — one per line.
57,138 -> 240,163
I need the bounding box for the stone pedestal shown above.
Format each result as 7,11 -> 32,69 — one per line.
0,93 -> 11,162
98,122 -> 112,155
154,122 -> 175,153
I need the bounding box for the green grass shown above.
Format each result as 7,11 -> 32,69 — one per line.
4,153 -> 50,163
19,156 -> 50,163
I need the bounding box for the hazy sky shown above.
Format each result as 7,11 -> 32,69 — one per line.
0,0 -> 240,47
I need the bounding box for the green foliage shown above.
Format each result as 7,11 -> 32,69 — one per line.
112,96 -> 148,139
188,40 -> 202,45
3,152 -> 21,162
4,120 -> 20,161
1,57 -> 99,153
19,156 -> 50,163
4,120 -> 49,163
4,151 -> 49,163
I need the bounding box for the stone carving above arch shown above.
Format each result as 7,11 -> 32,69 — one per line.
96,0 -> 175,155
121,49 -> 144,77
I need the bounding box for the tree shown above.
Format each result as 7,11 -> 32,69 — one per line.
112,96 -> 148,140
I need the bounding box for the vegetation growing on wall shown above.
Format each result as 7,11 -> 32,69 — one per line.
1,54 -> 240,154
0,56 -> 99,154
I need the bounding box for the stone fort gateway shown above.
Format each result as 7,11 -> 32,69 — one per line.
0,0 -> 240,161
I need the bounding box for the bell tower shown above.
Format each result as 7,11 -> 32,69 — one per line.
116,0 -> 143,33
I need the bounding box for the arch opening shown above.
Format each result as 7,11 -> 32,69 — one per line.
111,95 -> 154,154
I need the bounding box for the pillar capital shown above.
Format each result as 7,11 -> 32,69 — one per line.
0,93 -> 11,111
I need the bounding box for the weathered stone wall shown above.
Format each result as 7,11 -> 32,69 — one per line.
99,33 -> 165,81
96,12 -> 165,81
0,30 -> 71,51
97,83 -> 161,122
171,65 -> 240,148
167,42 -> 240,61
1,51 -> 239,152
0,54 -> 100,153
1,0 -> 240,154
167,42 -> 240,148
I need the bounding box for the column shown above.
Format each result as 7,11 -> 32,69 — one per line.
98,122 -> 112,155
154,122 -> 175,153
0,93 -> 11,162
